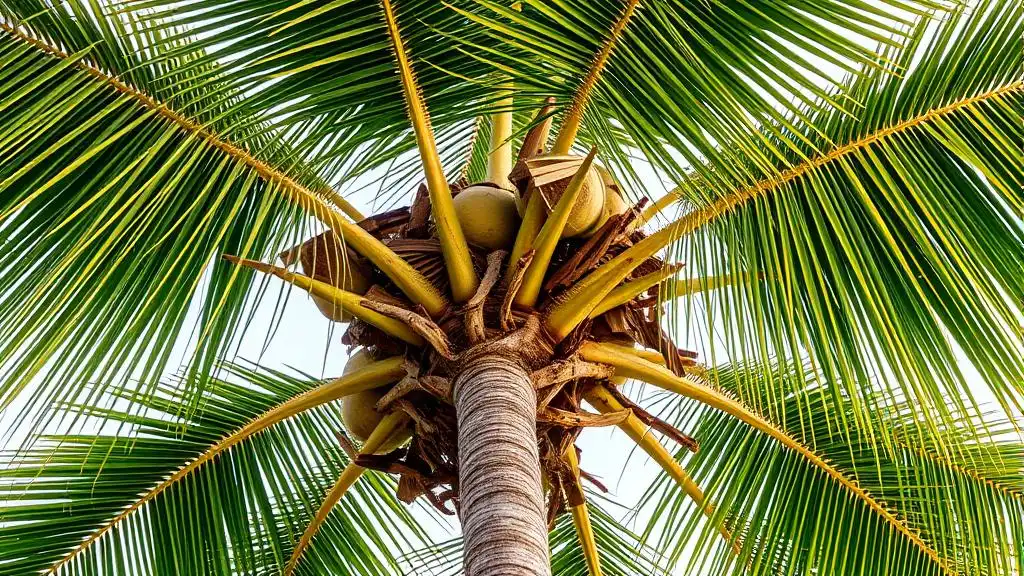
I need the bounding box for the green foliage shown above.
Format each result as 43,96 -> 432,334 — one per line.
0,4 -> 311,433
0,363 -> 427,575
117,0 -> 510,198
455,0 -> 945,194
0,0 -> 1021,574
638,364 -> 1023,576
669,0 -> 1024,449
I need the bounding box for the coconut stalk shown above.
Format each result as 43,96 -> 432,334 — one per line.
514,146 -> 599,307
563,446 -> 603,576
285,411 -> 412,575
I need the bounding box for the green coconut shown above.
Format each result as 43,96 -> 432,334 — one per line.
453,184 -> 521,250
340,349 -> 409,452
583,166 -> 629,236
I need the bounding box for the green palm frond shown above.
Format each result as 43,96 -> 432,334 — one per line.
0,2 -> 386,431
637,362 -> 1023,576
664,0 -> 1023,447
455,0 -> 945,194
0,362 -> 429,576
402,496 -> 668,576
116,0 -> 509,190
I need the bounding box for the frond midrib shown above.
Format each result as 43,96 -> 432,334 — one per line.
583,343 -> 957,574
730,392 -> 956,573
551,0 -> 642,154
0,20 -> 363,222
681,79 -> 1024,232
39,358 -> 405,575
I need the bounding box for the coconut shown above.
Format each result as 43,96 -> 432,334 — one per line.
522,154 -> 605,238
453,184 -> 521,250
282,231 -> 371,322
583,166 -> 629,236
341,349 -> 409,452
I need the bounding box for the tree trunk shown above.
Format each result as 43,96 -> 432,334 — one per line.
454,354 -> 551,575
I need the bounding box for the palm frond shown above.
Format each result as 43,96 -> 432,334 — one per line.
637,363 -> 1023,575
116,0 -> 508,193
0,16 -> 300,431
667,0 -> 1023,446
579,341 -> 947,571
458,0 -> 943,197
0,0 -> 453,433
0,362 -> 428,576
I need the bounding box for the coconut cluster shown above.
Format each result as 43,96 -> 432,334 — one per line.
277,143 -> 698,519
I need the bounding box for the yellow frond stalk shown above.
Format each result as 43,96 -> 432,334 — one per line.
584,384 -> 737,549
43,357 -> 406,575
380,0 -> 477,302
592,341 -> 665,366
543,218 -> 683,341
224,256 -> 425,346
488,84 -> 514,188
637,188 -> 680,226
563,447 -> 603,576
509,194 -> 546,269
315,207 -> 447,317
551,0 -> 641,154
320,188 -> 365,222
579,343 -> 952,572
285,411 -> 411,575
515,147 -> 599,307
589,263 -> 683,318
661,272 -> 752,302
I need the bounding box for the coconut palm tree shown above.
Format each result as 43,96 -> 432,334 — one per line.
0,0 -> 1021,574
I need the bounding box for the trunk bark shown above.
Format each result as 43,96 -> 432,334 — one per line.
454,354 -> 551,575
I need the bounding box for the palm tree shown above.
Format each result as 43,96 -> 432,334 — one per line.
0,0 -> 1021,574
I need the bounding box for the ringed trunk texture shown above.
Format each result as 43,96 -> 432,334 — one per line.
454,354 -> 551,575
